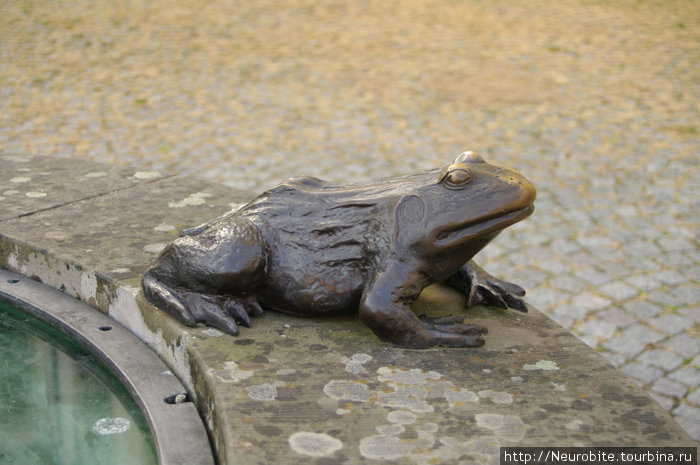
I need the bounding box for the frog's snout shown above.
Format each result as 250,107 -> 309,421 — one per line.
512,174 -> 537,205
494,165 -> 536,206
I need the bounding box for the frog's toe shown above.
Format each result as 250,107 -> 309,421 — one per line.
243,299 -> 263,317
502,292 -> 528,313
224,297 -> 263,328
181,294 -> 241,336
502,281 -> 526,297
419,314 -> 488,336
468,281 -> 528,313
225,301 -> 251,327
460,335 -> 486,347
437,334 -> 486,348
202,311 -> 241,336
142,272 -> 196,325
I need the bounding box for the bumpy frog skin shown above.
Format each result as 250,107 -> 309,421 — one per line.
142,151 -> 536,348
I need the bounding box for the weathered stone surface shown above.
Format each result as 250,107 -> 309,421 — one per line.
0,153 -> 167,221
176,288 -> 694,464
0,174 -> 245,285
1,156 -> 695,464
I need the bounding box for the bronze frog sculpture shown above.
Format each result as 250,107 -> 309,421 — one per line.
142,151 -> 535,348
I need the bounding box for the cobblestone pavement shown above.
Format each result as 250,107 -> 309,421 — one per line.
1,0 -> 698,441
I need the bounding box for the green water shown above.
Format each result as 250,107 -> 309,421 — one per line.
0,300 -> 157,465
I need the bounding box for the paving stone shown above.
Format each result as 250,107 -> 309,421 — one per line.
548,312 -> 576,330
549,274 -> 589,294
576,319 -> 618,339
623,256 -> 663,273
535,258 -> 572,275
513,269 -> 550,290
677,307 -> 700,324
654,270 -> 689,286
636,349 -> 685,371
674,416 -> 700,442
598,307 -> 638,328
577,235 -> 616,251
620,362 -> 664,384
601,351 -> 626,367
527,285 -> 570,312
661,333 -> 700,358
603,324 -> 664,357
549,238 -> 581,255
648,392 -> 676,412
662,251 -> 697,267
685,265 -> 700,282
599,261 -> 635,278
576,334 -> 599,349
651,378 -> 688,399
673,404 -> 700,422
623,300 -> 664,318
649,284 -> 700,308
554,302 -> 592,322
565,251 -> 599,269
570,291 -> 612,312
574,267 -> 613,287
598,281 -> 640,301
647,313 -> 694,336
669,367 -> 700,388
658,237 -> 696,253
625,240 -> 662,258
687,389 -> 700,406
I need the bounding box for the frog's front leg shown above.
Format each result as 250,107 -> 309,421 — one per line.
359,264 -> 486,348
446,261 -> 528,313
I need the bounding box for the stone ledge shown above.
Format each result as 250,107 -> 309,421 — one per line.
1,154 -> 695,464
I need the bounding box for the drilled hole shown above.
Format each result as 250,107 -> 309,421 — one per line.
164,393 -> 191,404
7,279 -> 20,284
98,325 -> 113,331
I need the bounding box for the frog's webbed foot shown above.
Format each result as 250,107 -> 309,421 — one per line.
142,271 -> 261,336
179,293 -> 243,335
447,261 -> 528,313
418,314 -> 488,336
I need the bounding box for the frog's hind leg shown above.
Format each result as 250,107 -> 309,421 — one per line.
142,271 -> 243,335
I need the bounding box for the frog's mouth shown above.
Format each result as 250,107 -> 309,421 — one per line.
434,204 -> 534,250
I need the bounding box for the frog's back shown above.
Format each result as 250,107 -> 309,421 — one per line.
237,176 -> 396,316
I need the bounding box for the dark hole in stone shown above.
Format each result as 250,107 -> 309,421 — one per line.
98,325 -> 113,331
7,279 -> 20,284
164,393 -> 191,404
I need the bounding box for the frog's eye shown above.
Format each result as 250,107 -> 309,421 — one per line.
440,163 -> 472,189
454,151 -> 486,164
